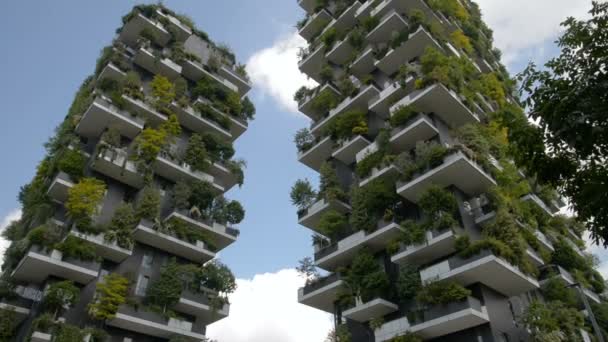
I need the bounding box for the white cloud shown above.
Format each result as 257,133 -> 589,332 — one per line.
0,209 -> 22,266
207,269 -> 332,342
246,32 -> 317,114
475,0 -> 590,66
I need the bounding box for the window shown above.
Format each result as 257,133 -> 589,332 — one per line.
142,251 -> 153,268
135,275 -> 150,296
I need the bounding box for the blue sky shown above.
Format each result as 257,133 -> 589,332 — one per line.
0,1 -> 602,340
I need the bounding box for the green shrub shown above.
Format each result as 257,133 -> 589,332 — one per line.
55,236 -> 96,261
311,90 -> 339,113
136,187 -> 161,220
184,134 -> 210,172
416,281 -> 471,305
321,27 -> 338,48
57,149 -> 87,180
541,278 -> 578,308
390,105 -> 418,128
396,264 -> 421,302
88,273 -> 130,320
319,64 -> 334,83
290,179 -> 317,211
325,109 -> 368,141
294,128 -> 316,152
343,249 -> 389,302
43,280 -> 80,316
318,210 -> 349,241
66,178 -> 106,221
104,203 -> 137,249
350,178 -> 398,232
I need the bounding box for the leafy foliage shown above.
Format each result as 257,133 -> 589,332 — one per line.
416,281 -> 471,306
43,281 -> 80,317
88,273 -> 130,320
341,249 -> 389,303
290,179 -> 317,211
521,301 -> 584,342
66,178 -> 106,222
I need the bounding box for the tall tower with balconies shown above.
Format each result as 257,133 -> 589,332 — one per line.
0,4 -> 254,341
292,0 -> 604,341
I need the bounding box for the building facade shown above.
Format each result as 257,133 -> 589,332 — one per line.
292,0 -> 604,341
0,4 -> 254,341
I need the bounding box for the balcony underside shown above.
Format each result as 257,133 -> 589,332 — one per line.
12,251 -> 99,285
47,173 -> 74,204
390,116 -> 439,152
397,152 -> 496,203
369,83 -> 407,117
181,60 -> 238,94
360,165 -> 400,188
343,298 -> 398,322
298,279 -> 344,313
107,308 -> 206,340
299,137 -> 334,171
299,10 -> 332,41
391,84 -> 479,129
219,66 -> 251,96
391,230 -> 457,266
326,38 -> 355,65
76,99 -> 143,139
207,162 -> 238,191
298,0 -> 316,13
366,11 -> 408,43
119,13 -> 171,47
170,102 -> 233,140
174,295 -> 229,324
376,28 -> 443,75
133,48 -> 182,80
326,2 -> 361,34
133,223 -> 215,263
332,136 -> 371,165
166,211 -> 236,250
299,198 -> 351,231
372,0 -> 447,33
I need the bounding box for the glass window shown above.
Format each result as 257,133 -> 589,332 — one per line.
142,251 -> 153,268
135,275 -> 149,296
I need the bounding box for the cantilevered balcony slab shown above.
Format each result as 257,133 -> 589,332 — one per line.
155,10 -> 192,41
98,63 -> 127,82
92,148 -> 144,189
180,59 -> 239,94
521,194 -> 554,217
298,198 -> 351,231
133,47 -> 182,80
299,84 -> 342,121
298,0 -> 317,14
376,27 -> 444,75
356,115 -> 439,161
122,95 -> 168,126
154,154 -> 224,194
299,45 -> 326,84
31,332 -> 52,342
526,248 -> 545,268
69,230 -> 132,263
366,10 -> 408,43
326,37 -> 356,65
76,97 -> 144,139
12,246 -> 100,285
534,230 -> 555,252
332,136 -> 371,165
298,137 -> 334,171
193,98 -> 248,140
420,250 -> 539,296
166,210 -> 238,250
397,152 -> 496,203
369,82 -> 407,117
0,298 -> 31,324
343,298 -> 398,322
175,290 -> 229,324
371,0 -> 446,32
540,265 -> 601,304
299,10 -> 332,41
169,102 -> 233,141
323,2 -> 361,36
47,172 -> 75,204
219,66 -> 252,96
311,84 -> 380,137
107,306 -> 205,340
391,229 -> 457,266
390,84 -> 480,129
315,223 -> 403,271
134,221 -> 216,263
298,273 -> 344,313
550,197 -> 567,214
359,165 -> 400,188
119,13 -> 171,47
350,47 -> 376,78
207,162 -> 239,191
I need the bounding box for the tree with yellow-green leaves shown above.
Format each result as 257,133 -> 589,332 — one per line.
66,178 -> 106,221
88,273 -> 130,320
150,75 -> 176,112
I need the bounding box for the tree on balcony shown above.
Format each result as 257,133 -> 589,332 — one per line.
339,249 -> 389,304
88,273 -> 130,320
290,179 -> 317,212
104,202 -> 138,249
43,281 -> 80,319
0,309 -> 17,341
415,281 -> 471,306
521,301 -> 584,342
66,178 -> 106,225
136,186 -> 161,220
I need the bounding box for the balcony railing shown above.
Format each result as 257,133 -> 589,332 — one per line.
76,96 -> 144,139
92,146 -> 144,189
119,12 -> 171,48
391,228 -> 457,266
69,229 -> 132,263
175,289 -> 229,324
166,209 -> 239,249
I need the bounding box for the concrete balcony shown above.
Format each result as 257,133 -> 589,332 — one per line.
180,59 -> 239,94
119,13 -> 171,47
397,151 -> 496,203
375,297 -> 489,341
298,197 -> 351,232
133,47 -> 182,80
175,289 -> 229,324
133,220 -> 216,263
350,47 -> 376,78
107,305 -> 205,340
299,9 -> 332,41
76,96 -> 144,139
376,27 -> 444,75
166,210 -> 239,250
98,63 -> 127,82
207,162 -> 239,191
299,45 -> 326,84
155,9 -> 192,41
391,229 -> 457,266
343,297 -> 399,323
69,230 -> 132,263
357,115 -> 439,161
298,273 -> 344,313
366,10 -> 408,43
390,84 -> 480,129
332,135 -> 371,165
193,98 -> 248,140
326,36 -> 356,65
12,246 -> 100,284
154,152 -> 224,194
31,332 -> 52,342
0,297 -> 32,324
322,2 -> 361,38
92,147 -> 144,189
526,247 -> 545,268
540,265 -> 601,304
369,82 -> 408,117
297,0 -> 317,14
550,197 -> 567,213
122,95 -> 168,126
169,102 -> 233,141
311,84 -> 380,137
521,193 -> 554,217
420,249 -> 539,297
475,57 -> 495,74
47,172 -> 75,204
359,164 -> 400,188
371,0 -> 447,32
219,65 -> 252,96
299,137 -> 334,171
534,230 -> 555,252
298,84 -> 342,121
315,222 -> 403,271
